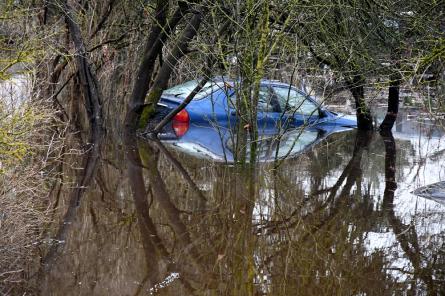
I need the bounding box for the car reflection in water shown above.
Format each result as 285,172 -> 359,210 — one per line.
158,123 -> 355,163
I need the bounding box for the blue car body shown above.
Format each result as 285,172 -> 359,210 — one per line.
156,78 -> 357,162
159,78 -> 356,128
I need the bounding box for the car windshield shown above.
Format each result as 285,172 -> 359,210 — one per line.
163,80 -> 231,100
273,86 -> 318,115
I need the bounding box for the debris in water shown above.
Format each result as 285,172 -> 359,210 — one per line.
412,181 -> 445,204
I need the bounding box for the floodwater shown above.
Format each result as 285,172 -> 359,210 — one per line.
38,108 -> 445,295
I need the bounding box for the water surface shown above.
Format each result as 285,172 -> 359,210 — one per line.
39,109 -> 445,295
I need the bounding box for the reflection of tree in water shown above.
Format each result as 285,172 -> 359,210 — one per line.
124,131 -> 395,295
38,135 -> 143,295
40,128 -> 445,294
381,130 -> 445,294
257,131 -> 397,295
125,134 -> 218,294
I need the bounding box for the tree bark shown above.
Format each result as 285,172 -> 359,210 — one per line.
89,0 -> 117,38
348,75 -> 374,131
63,1 -> 102,128
144,12 -> 203,105
125,1 -> 190,130
135,11 -> 203,130
380,71 -> 401,131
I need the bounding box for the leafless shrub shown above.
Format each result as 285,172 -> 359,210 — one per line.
0,84 -> 66,294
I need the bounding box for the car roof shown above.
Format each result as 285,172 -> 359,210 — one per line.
211,76 -> 298,88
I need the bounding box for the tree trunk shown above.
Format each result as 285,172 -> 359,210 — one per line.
380,71 -> 401,131
348,75 -> 374,131
40,0 -> 105,275
125,2 -> 190,131
140,12 -> 203,128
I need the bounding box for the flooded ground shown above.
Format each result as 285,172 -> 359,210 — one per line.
38,108 -> 445,295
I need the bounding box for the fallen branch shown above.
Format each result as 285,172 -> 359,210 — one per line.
150,76 -> 209,134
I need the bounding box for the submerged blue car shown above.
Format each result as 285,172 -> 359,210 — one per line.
154,78 -> 357,162
157,77 -> 356,137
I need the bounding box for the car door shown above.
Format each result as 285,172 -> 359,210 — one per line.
256,86 -> 283,131
227,86 -> 282,130
271,86 -> 321,127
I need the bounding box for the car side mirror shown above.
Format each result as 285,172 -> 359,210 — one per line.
319,108 -> 328,118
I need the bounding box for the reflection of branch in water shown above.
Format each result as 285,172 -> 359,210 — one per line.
380,130 -> 438,294
124,132 -> 221,292
407,126 -> 442,184
262,131 -> 372,265
151,138 -> 207,205
138,142 -> 212,278
40,0 -> 105,277
125,133 -> 199,294
125,136 -> 163,287
40,116 -> 104,275
320,131 -> 371,205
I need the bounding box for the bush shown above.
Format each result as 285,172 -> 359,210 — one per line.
0,79 -> 63,294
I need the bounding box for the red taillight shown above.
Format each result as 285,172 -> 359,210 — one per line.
172,122 -> 189,137
173,109 -> 190,123
172,109 -> 189,137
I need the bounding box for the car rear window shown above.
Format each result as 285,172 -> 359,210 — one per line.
163,80 -> 231,100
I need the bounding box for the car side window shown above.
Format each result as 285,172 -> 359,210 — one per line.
228,86 -> 281,113
257,86 -> 280,112
273,86 -> 318,116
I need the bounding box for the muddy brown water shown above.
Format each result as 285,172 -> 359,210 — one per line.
38,109 -> 445,295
